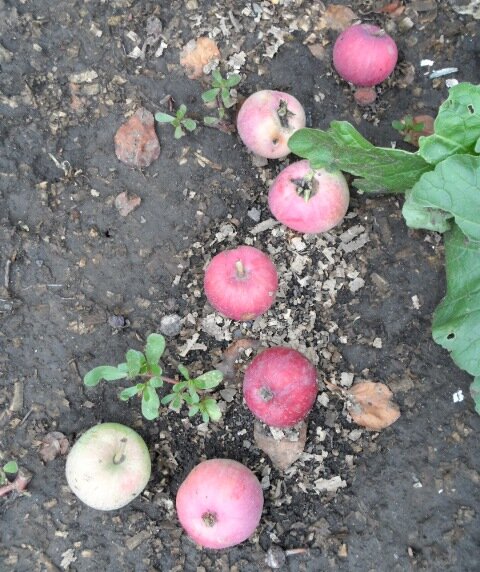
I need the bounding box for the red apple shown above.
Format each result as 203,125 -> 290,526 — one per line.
333,23 -> 398,88
237,90 -> 306,159
268,160 -> 349,234
176,458 -> 264,549
243,347 -> 318,428
65,423 -> 151,511
204,245 -> 278,321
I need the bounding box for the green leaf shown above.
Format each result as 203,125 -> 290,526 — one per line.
141,385 -> 160,420
171,394 -> 184,410
182,118 -> 197,132
193,370 -> 223,390
188,405 -> 200,417
126,349 -> 145,377
117,362 -> 129,374
202,88 -> 220,103
119,384 -> 142,401
221,88 -> 234,109
289,122 -> 432,193
3,461 -> 18,474
204,116 -> 219,126
419,83 -> 480,164
176,104 -> 187,119
172,381 -> 187,393
84,366 -> 128,387
391,120 -> 404,132
149,363 -> 162,377
211,69 -> 223,85
199,398 -> 222,422
403,155 -> 480,241
178,364 -> 190,380
161,393 -> 176,405
145,333 -> 165,366
226,74 -> 241,88
174,125 -> 185,139
470,377 -> 480,414
155,112 -> 174,123
432,225 -> 480,381
402,189 -> 452,234
187,386 -> 200,403
149,376 -> 163,388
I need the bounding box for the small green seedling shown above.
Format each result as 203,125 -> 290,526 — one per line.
0,460 -> 18,486
392,115 -> 426,145
202,70 -> 241,126
155,105 -> 197,139
84,333 -> 223,422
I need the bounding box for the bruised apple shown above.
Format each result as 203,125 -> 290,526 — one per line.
268,160 -> 349,234
204,245 -> 278,321
243,347 -> 318,428
65,423 -> 151,511
237,90 -> 306,159
176,458 -> 263,549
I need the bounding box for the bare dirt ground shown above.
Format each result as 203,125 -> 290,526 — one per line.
1,1 -> 479,571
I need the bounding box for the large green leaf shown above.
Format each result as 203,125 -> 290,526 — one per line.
419,82 -> 480,164
432,225 -> 480,381
403,155 -> 480,241
289,122 -> 432,193
470,377 -> 480,414
84,366 -> 128,387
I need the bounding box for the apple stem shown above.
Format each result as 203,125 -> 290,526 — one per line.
277,100 -> 295,129
235,259 -> 246,278
113,437 -> 127,465
202,511 -> 217,527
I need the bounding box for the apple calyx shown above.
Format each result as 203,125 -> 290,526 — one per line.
276,100 -> 296,129
259,386 -> 274,402
291,171 -> 318,202
202,511 -> 218,527
235,259 -> 247,279
112,437 -> 127,465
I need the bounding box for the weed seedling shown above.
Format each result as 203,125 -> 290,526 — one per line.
84,333 -> 223,422
155,104 -> 197,139
202,70 -> 241,128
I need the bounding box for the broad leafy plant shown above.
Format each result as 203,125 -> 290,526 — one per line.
84,333 -> 223,422
289,82 -> 480,414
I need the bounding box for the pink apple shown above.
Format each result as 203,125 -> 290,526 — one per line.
236,90 -> 306,159
243,347 -> 318,428
65,423 -> 151,511
176,458 -> 264,549
268,159 -> 349,234
333,23 -> 398,87
204,245 -> 278,321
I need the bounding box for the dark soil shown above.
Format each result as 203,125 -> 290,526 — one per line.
1,1 -> 479,571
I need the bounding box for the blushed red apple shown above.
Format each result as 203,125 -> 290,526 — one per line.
176,458 -> 264,549
65,423 -> 151,511
237,90 -> 306,159
243,347 -> 318,428
204,245 -> 278,321
333,23 -> 398,87
268,160 -> 350,234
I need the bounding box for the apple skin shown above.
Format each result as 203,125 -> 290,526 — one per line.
243,347 -> 318,428
204,245 -> 278,321
333,24 -> 398,87
176,459 -> 264,549
237,90 -> 306,159
65,423 -> 151,511
268,160 -> 350,234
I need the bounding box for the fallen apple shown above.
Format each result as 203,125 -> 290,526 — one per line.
243,346 -> 318,428
237,90 -> 306,159
204,245 -> 278,321
268,159 -> 350,234
333,23 -> 398,88
176,458 -> 263,549
65,422 -> 151,511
